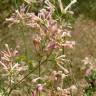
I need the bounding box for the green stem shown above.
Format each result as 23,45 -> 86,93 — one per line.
7,54 -> 51,96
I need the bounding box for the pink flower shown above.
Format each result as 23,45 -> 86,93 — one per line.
37,84 -> 43,92
45,41 -> 56,51
85,68 -> 92,76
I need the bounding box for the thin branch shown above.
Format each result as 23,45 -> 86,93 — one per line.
7,53 -> 51,96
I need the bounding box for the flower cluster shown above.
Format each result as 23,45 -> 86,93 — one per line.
3,1 -> 76,95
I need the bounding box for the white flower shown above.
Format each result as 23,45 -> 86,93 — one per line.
62,73 -> 67,79
82,57 -> 91,65
62,31 -> 71,37
32,77 -> 42,83
62,41 -> 75,48
70,85 -> 77,95
64,0 -> 77,13
57,87 -> 62,91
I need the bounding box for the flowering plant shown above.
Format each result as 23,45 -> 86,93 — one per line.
0,0 -> 77,96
